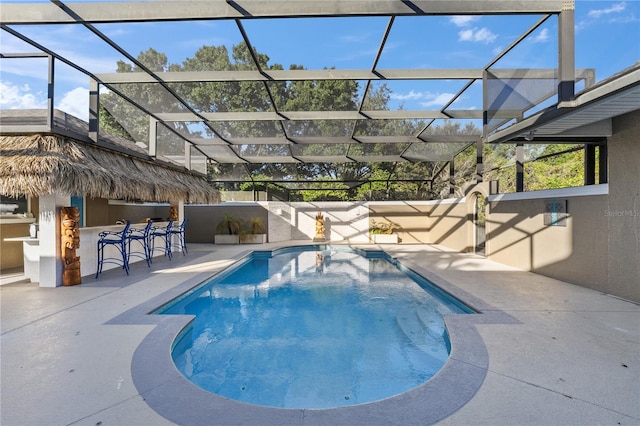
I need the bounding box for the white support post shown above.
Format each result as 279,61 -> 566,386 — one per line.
38,194 -> 70,287
177,200 -> 185,222
89,79 -> 99,142
558,1 -> 575,102
184,141 -> 191,170
149,117 -> 157,158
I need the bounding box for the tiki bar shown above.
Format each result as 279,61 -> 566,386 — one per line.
0,110 -> 219,287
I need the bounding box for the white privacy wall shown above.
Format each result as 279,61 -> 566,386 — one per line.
268,202 -> 370,243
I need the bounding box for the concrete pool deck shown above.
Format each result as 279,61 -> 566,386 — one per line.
1,242 -> 638,425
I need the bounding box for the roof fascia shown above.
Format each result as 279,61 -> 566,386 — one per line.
487,67 -> 640,144
153,110 -> 486,121
95,69 -> 485,83
1,1 -> 564,24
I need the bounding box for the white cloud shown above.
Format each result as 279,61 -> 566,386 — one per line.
339,33 -> 372,43
576,2 -> 632,32
4,25 -> 122,76
474,28 -> 498,43
390,90 -> 424,101
459,27 -> 497,44
1,61 -> 53,82
102,27 -> 131,38
607,14 -> 639,24
458,29 -> 475,41
0,81 -> 90,121
334,47 -> 380,62
531,28 -> 550,43
420,93 -> 456,108
450,16 -> 479,27
588,2 -> 626,18
0,81 -> 47,109
389,90 -> 456,108
56,87 -> 90,122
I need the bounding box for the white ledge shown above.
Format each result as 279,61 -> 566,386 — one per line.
0,218 -> 36,225
488,184 -> 608,202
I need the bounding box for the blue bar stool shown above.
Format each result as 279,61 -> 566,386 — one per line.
127,221 -> 154,267
170,218 -> 189,255
96,222 -> 131,278
150,220 -> 174,262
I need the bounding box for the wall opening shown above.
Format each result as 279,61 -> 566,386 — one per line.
473,193 -> 487,256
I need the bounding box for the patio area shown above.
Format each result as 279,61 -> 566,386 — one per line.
1,242 -> 638,426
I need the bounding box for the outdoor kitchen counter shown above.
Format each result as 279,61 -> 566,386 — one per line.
1,218 -> 36,270
2,221 -> 172,283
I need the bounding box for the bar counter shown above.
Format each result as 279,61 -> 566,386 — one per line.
1,218 -> 36,270
81,222 -> 172,278
3,221 -> 173,283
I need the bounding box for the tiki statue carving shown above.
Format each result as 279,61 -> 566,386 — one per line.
61,206 -> 81,286
314,212 -> 326,241
169,205 -> 179,221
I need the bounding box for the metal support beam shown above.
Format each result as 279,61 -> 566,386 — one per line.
449,161 -> 455,195
598,143 -> 608,184
0,24 -> 208,160
88,79 -> 99,142
479,67 -> 487,183
0,1 -> 565,24
51,0 -> 241,159
149,117 -> 157,158
584,143 -> 596,185
371,16 -> 394,76
482,68 -> 488,140
184,141 -> 192,170
516,142 -> 524,192
47,55 -> 54,130
95,67 -> 591,84
476,140 -> 483,184
558,2 -> 575,102
153,109 -> 483,122
96,68 -> 484,83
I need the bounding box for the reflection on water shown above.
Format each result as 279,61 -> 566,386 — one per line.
160,246 -> 471,409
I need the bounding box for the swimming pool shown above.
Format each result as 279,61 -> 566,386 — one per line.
156,245 -> 473,409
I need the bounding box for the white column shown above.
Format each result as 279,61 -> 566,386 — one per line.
177,200 -> 185,222
38,194 -> 70,287
171,200 -> 185,251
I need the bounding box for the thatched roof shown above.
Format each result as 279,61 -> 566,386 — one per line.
0,134 -> 220,203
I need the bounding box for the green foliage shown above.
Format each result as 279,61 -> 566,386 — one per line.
100,48 -> 184,151
99,44 -> 590,201
215,213 -> 241,235
474,194 -> 487,226
526,145 -> 585,191
457,143 -> 588,195
297,179 -> 350,202
369,219 -> 400,234
483,144 -> 517,194
242,217 -> 265,235
238,174 -> 272,192
355,169 -> 392,200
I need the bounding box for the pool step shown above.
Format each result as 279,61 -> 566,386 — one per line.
415,305 -> 447,341
395,310 -> 449,363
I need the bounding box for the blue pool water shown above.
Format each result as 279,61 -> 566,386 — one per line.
157,246 -> 473,409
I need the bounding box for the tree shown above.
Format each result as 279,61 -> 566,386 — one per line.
99,45 -> 590,201
526,144 -> 584,190
101,48 -> 190,155
298,179 -> 350,201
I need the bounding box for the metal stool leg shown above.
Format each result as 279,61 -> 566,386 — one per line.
95,222 -> 131,278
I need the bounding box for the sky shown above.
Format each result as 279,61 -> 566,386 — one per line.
0,0 -> 638,122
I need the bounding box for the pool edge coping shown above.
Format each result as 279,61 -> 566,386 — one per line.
107,245 -> 520,426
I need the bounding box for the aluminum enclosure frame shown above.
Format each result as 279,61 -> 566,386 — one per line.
2,0 -> 599,186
